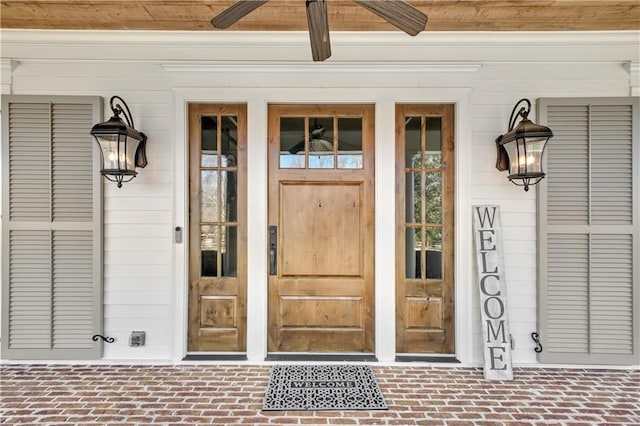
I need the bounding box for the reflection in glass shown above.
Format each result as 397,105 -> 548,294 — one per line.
201,171 -> 219,222
221,171 -> 237,223
425,172 -> 442,224
308,150 -> 334,168
405,116 -> 422,168
405,227 -> 423,279
308,152 -> 334,168
201,116 -> 218,167
426,226 -> 442,250
221,226 -> 237,277
221,116 -> 238,167
280,117 -> 305,168
425,227 -> 443,280
405,172 -> 423,224
201,225 -> 219,277
308,117 -> 334,169
338,117 -> 363,169
425,117 -> 442,168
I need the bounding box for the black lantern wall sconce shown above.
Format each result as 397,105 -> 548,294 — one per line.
90,96 -> 148,188
495,98 -> 554,191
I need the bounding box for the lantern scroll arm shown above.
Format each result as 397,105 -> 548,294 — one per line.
508,98 -> 532,131
110,95 -> 135,129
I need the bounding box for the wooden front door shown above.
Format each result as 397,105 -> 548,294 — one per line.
188,104 -> 247,352
395,104 -> 455,354
267,104 -> 375,353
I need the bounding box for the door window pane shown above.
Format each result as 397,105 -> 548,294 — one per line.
308,151 -> 334,168
201,225 -> 219,277
338,117 -> 363,169
221,171 -> 237,223
201,171 -> 219,222
405,116 -> 422,168
308,117 -> 334,169
425,172 -> 442,224
425,117 -> 442,168
221,226 -> 237,277
405,227 -> 423,279
221,116 -> 238,167
405,172 -> 423,224
425,227 -> 443,279
201,116 -> 218,167
280,117 -> 305,168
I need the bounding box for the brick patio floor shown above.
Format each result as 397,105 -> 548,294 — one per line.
1,364 -> 639,425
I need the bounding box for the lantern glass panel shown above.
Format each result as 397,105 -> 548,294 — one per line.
520,136 -> 547,175
504,137 -> 546,176
97,134 -> 141,173
123,136 -> 141,171
96,134 -> 121,171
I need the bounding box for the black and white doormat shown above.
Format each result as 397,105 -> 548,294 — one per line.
262,365 -> 388,411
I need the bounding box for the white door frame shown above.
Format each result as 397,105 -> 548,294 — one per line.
171,77 -> 475,364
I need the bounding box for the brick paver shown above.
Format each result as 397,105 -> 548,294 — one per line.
1,364 -> 638,425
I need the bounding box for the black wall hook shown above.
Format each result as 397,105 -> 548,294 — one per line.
531,332 -> 543,353
92,334 -> 115,343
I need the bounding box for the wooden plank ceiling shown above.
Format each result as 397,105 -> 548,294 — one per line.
1,1 -> 639,32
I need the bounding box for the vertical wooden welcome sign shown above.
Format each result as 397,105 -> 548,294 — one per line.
473,205 -> 513,380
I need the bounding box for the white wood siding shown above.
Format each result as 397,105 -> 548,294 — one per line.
1,30 -> 637,364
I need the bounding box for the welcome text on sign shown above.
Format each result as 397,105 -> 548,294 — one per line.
473,205 -> 513,380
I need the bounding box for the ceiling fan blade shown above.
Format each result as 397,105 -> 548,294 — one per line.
306,0 -> 331,62
211,0 -> 269,29
354,0 -> 427,36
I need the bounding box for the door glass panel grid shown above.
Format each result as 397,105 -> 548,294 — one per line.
200,114 -> 238,277
404,115 -> 444,280
279,115 -> 363,170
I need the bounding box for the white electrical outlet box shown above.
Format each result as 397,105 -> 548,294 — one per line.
129,331 -> 146,347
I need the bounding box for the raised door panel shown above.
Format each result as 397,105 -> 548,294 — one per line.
280,183 -> 362,277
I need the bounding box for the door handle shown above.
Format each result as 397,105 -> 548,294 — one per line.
269,225 -> 277,275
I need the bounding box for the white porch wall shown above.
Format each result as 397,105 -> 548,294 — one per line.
1,30 -> 637,364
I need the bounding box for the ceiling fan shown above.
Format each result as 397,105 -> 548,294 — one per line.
211,0 -> 428,62
287,120 -> 329,153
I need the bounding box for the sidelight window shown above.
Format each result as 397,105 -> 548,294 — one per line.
199,115 -> 238,277
404,116 -> 444,280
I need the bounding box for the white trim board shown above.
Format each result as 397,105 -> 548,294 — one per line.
2,30 -> 638,64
